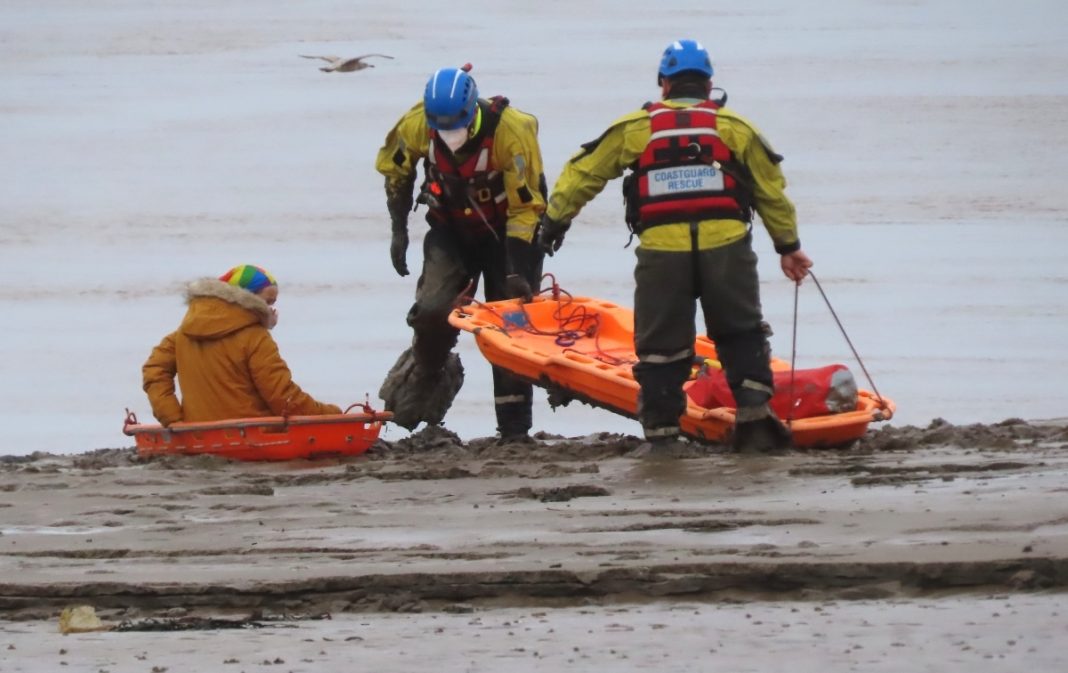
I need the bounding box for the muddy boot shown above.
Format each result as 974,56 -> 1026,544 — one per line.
496,432 -> 536,446
731,407 -> 793,454
378,347 -> 464,430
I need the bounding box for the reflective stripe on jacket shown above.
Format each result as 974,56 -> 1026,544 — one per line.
546,98 -> 799,253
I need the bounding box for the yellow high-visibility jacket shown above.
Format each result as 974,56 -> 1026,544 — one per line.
375,100 -> 546,243
546,99 -> 799,253
143,280 -> 341,426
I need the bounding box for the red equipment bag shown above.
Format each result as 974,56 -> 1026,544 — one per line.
684,364 -> 859,419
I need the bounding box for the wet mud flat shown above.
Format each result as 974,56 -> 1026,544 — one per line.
0,417 -> 1065,624
1,419 -> 1067,671
3,594 -> 1066,673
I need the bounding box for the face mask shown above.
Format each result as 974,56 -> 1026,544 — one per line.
438,127 -> 469,152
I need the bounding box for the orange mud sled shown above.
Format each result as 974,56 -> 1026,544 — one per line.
123,403 -> 392,461
449,292 -> 894,447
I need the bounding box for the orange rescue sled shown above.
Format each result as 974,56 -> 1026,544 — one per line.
123,404 -> 392,461
449,294 -> 894,447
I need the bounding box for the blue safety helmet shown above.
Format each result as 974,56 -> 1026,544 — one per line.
657,39 -> 714,85
423,67 -> 479,131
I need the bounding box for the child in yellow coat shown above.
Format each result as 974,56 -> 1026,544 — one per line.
142,264 -> 341,425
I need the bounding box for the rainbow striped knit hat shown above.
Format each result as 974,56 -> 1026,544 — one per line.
218,264 -> 277,293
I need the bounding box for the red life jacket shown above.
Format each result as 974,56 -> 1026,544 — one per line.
627,100 -> 751,231
424,97 -> 510,238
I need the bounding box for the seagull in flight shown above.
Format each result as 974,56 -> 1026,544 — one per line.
299,53 -> 394,73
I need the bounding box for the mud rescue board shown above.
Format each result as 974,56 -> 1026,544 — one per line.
123,405 -> 391,461
449,294 -> 894,447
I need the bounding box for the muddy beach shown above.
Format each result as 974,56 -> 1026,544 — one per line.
1,419 -> 1066,670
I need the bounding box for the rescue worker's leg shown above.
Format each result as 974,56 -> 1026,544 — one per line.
633,247 -> 696,441
696,235 -> 791,452
481,235 -> 537,440
378,227 -> 470,429
407,227 -> 470,370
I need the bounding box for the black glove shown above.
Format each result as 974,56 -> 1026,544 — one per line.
386,178 -> 415,277
505,274 -> 533,302
536,214 -> 571,256
390,224 -> 409,277
504,237 -> 538,302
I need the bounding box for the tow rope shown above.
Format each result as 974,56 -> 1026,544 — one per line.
789,270 -> 887,423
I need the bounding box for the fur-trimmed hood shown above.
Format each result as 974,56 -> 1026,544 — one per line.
179,278 -> 272,339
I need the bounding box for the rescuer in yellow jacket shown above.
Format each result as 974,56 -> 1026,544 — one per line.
374,65 -> 547,441
537,40 -> 813,454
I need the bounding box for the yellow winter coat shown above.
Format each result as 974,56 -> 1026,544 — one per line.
545,98 -> 799,253
375,100 -> 546,243
142,279 -> 341,426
